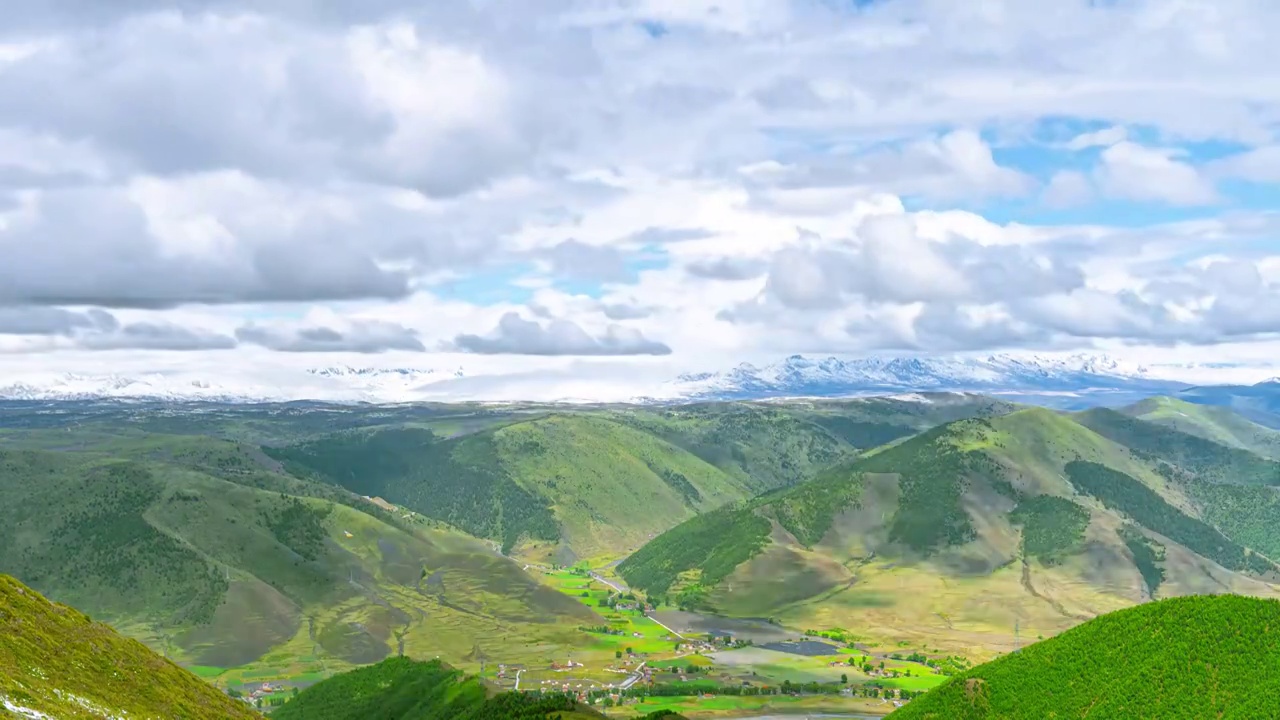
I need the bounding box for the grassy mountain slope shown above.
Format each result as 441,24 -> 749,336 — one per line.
622,408 -> 1280,656
889,594 -> 1280,719
1122,396 -> 1280,459
0,574 -> 259,720
269,415 -> 754,563
0,437 -> 599,685
1076,407 -> 1280,486
271,657 -> 601,720
1176,381 -> 1280,429
617,395 -> 1014,493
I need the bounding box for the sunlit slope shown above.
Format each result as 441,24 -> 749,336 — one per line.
0,440 -> 598,680
621,409 -> 1280,656
0,574 -> 260,720
616,395 -> 1015,492
889,594 -> 1280,720
269,415 -> 759,563
1122,396 -> 1280,458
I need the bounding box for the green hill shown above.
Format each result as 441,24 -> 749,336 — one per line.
0,437 -> 598,685
270,656 -> 601,720
0,573 -> 260,720
888,594 -> 1280,719
1122,396 -> 1280,459
267,415 -> 755,563
1076,407 -> 1280,486
268,398 -> 1012,564
620,407 -> 1280,653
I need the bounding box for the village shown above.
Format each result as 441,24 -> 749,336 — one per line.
472,565 -> 944,715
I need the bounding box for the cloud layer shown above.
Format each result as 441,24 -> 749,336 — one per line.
1,0 -> 1279,389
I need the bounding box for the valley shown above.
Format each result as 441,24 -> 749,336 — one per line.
5,392 -> 1280,717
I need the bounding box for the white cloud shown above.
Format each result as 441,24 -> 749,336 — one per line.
451,312 -> 671,356
1094,142 -> 1219,205
0,0 -> 1278,398
1041,170 -> 1095,208
1207,145 -> 1280,183
1065,125 -> 1127,150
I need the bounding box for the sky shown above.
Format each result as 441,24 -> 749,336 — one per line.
2,0 -> 1280,399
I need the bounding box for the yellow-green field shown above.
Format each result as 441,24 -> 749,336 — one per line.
523,568 -> 949,718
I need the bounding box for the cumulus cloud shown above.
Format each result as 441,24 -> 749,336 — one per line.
1094,142 -> 1219,206
600,302 -> 653,320
1064,126 -> 1128,151
733,214 -> 1083,316
742,130 -> 1034,204
78,322 -> 237,350
685,257 -> 767,281
0,0 -> 1278,374
236,320 -> 424,353
540,239 -> 631,282
0,306 -> 236,350
0,307 -> 117,336
1207,145 -> 1280,183
1041,170 -> 1094,209
452,312 -> 671,356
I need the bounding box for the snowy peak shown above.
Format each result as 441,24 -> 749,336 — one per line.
675,353 -> 1167,400
306,366 -> 464,379
0,353 -> 1234,405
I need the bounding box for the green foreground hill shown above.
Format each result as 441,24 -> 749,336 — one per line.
889,594 -> 1280,719
0,574 -> 259,720
271,656 -> 602,720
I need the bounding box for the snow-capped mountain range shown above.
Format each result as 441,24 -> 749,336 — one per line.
672,353 -> 1180,400
0,352 -> 1255,405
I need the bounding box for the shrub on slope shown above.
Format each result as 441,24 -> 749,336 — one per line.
616,506 -> 772,596
618,462 -> 865,595
272,656 -> 596,720
1065,460 -> 1276,575
889,594 -> 1280,719
0,574 -> 259,720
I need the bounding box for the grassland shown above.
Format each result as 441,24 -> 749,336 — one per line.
1,574 -> 260,720
618,405 -> 1280,667
1122,396 -> 1280,459
0,431 -> 604,693
269,415 -> 761,564
889,595 -> 1280,719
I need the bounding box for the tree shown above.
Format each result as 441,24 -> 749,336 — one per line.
626,647 -> 634,655
841,673 -> 848,684
616,651 -> 623,659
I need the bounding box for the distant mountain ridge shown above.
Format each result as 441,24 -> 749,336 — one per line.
0,353 -> 1271,405
671,353 -> 1181,400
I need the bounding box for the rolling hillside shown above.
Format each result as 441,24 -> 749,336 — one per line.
267,397 -> 1004,564
1,573 -> 260,720
268,416 -> 755,564
620,407 -> 1280,656
1176,378 -> 1280,428
0,434 -> 600,687
1121,396 -> 1280,459
888,594 -> 1280,719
